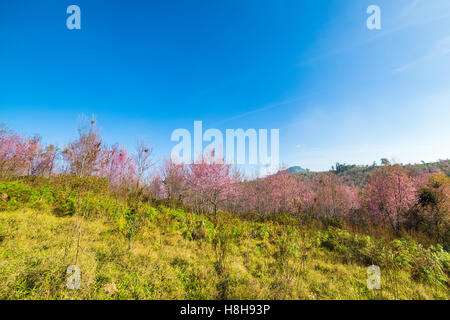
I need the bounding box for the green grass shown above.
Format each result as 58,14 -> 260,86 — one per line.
0,178 -> 448,300
0,207 -> 448,300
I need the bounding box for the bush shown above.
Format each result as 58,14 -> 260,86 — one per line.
321,216 -> 343,229
250,222 -> 271,240
52,193 -> 76,216
316,228 -> 449,287
49,175 -> 110,195
392,240 -> 448,287
0,181 -> 34,211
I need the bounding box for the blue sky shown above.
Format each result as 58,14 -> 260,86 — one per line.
1,0 -> 450,172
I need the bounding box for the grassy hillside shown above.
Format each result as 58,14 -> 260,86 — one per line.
0,178 -> 448,300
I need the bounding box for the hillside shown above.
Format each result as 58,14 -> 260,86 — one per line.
288,160 -> 450,187
0,178 -> 448,300
287,166 -> 309,174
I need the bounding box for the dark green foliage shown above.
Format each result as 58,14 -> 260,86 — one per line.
332,162 -> 356,174
321,216 -> 343,229
418,187 -> 439,207
52,193 -> 76,217
0,181 -> 38,211
124,206 -> 144,243
0,178 -> 128,219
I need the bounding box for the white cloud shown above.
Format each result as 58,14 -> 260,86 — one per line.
393,36 -> 450,73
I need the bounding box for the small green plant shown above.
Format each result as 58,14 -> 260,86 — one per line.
53,193 -> 77,216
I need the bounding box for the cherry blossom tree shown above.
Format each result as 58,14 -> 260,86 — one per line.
0,126 -> 45,176
364,165 -> 417,232
312,173 -> 360,220
233,171 -> 314,216
62,116 -> 102,177
160,158 -> 186,204
185,151 -> 240,216
31,144 -> 58,177
99,144 -> 136,191
149,174 -> 167,200
270,171 -> 315,216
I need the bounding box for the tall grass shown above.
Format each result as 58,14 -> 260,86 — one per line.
0,177 -> 448,300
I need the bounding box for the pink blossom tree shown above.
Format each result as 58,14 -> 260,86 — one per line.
160,158 -> 187,204
185,151 -> 240,216
364,165 -> 417,232
270,171 -> 315,216
149,174 -> 167,200
233,171 -> 314,216
0,126 -> 46,176
62,116 -> 103,178
312,173 -> 360,220
99,144 -> 136,191
31,144 -> 58,177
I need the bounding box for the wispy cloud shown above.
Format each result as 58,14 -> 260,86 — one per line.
399,0 -> 422,16
215,95 -> 312,125
393,36 -> 450,73
299,1 -> 450,67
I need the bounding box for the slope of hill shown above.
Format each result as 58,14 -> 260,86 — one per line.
0,178 -> 448,300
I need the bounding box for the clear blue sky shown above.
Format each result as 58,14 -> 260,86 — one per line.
1,0 -> 450,171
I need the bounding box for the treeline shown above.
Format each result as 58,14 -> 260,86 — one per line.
0,120 -> 449,245
0,117 -> 153,194
327,159 -> 450,187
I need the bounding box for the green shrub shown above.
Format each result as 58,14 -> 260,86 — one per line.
316,228 -> 449,287
52,193 -> 76,216
247,222 -> 266,240
392,240 -> 449,287
321,216 -> 343,229
0,181 -> 34,211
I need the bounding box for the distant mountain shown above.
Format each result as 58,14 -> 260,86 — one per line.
287,166 -> 309,174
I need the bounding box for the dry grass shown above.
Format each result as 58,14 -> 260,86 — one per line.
0,207 -> 448,300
